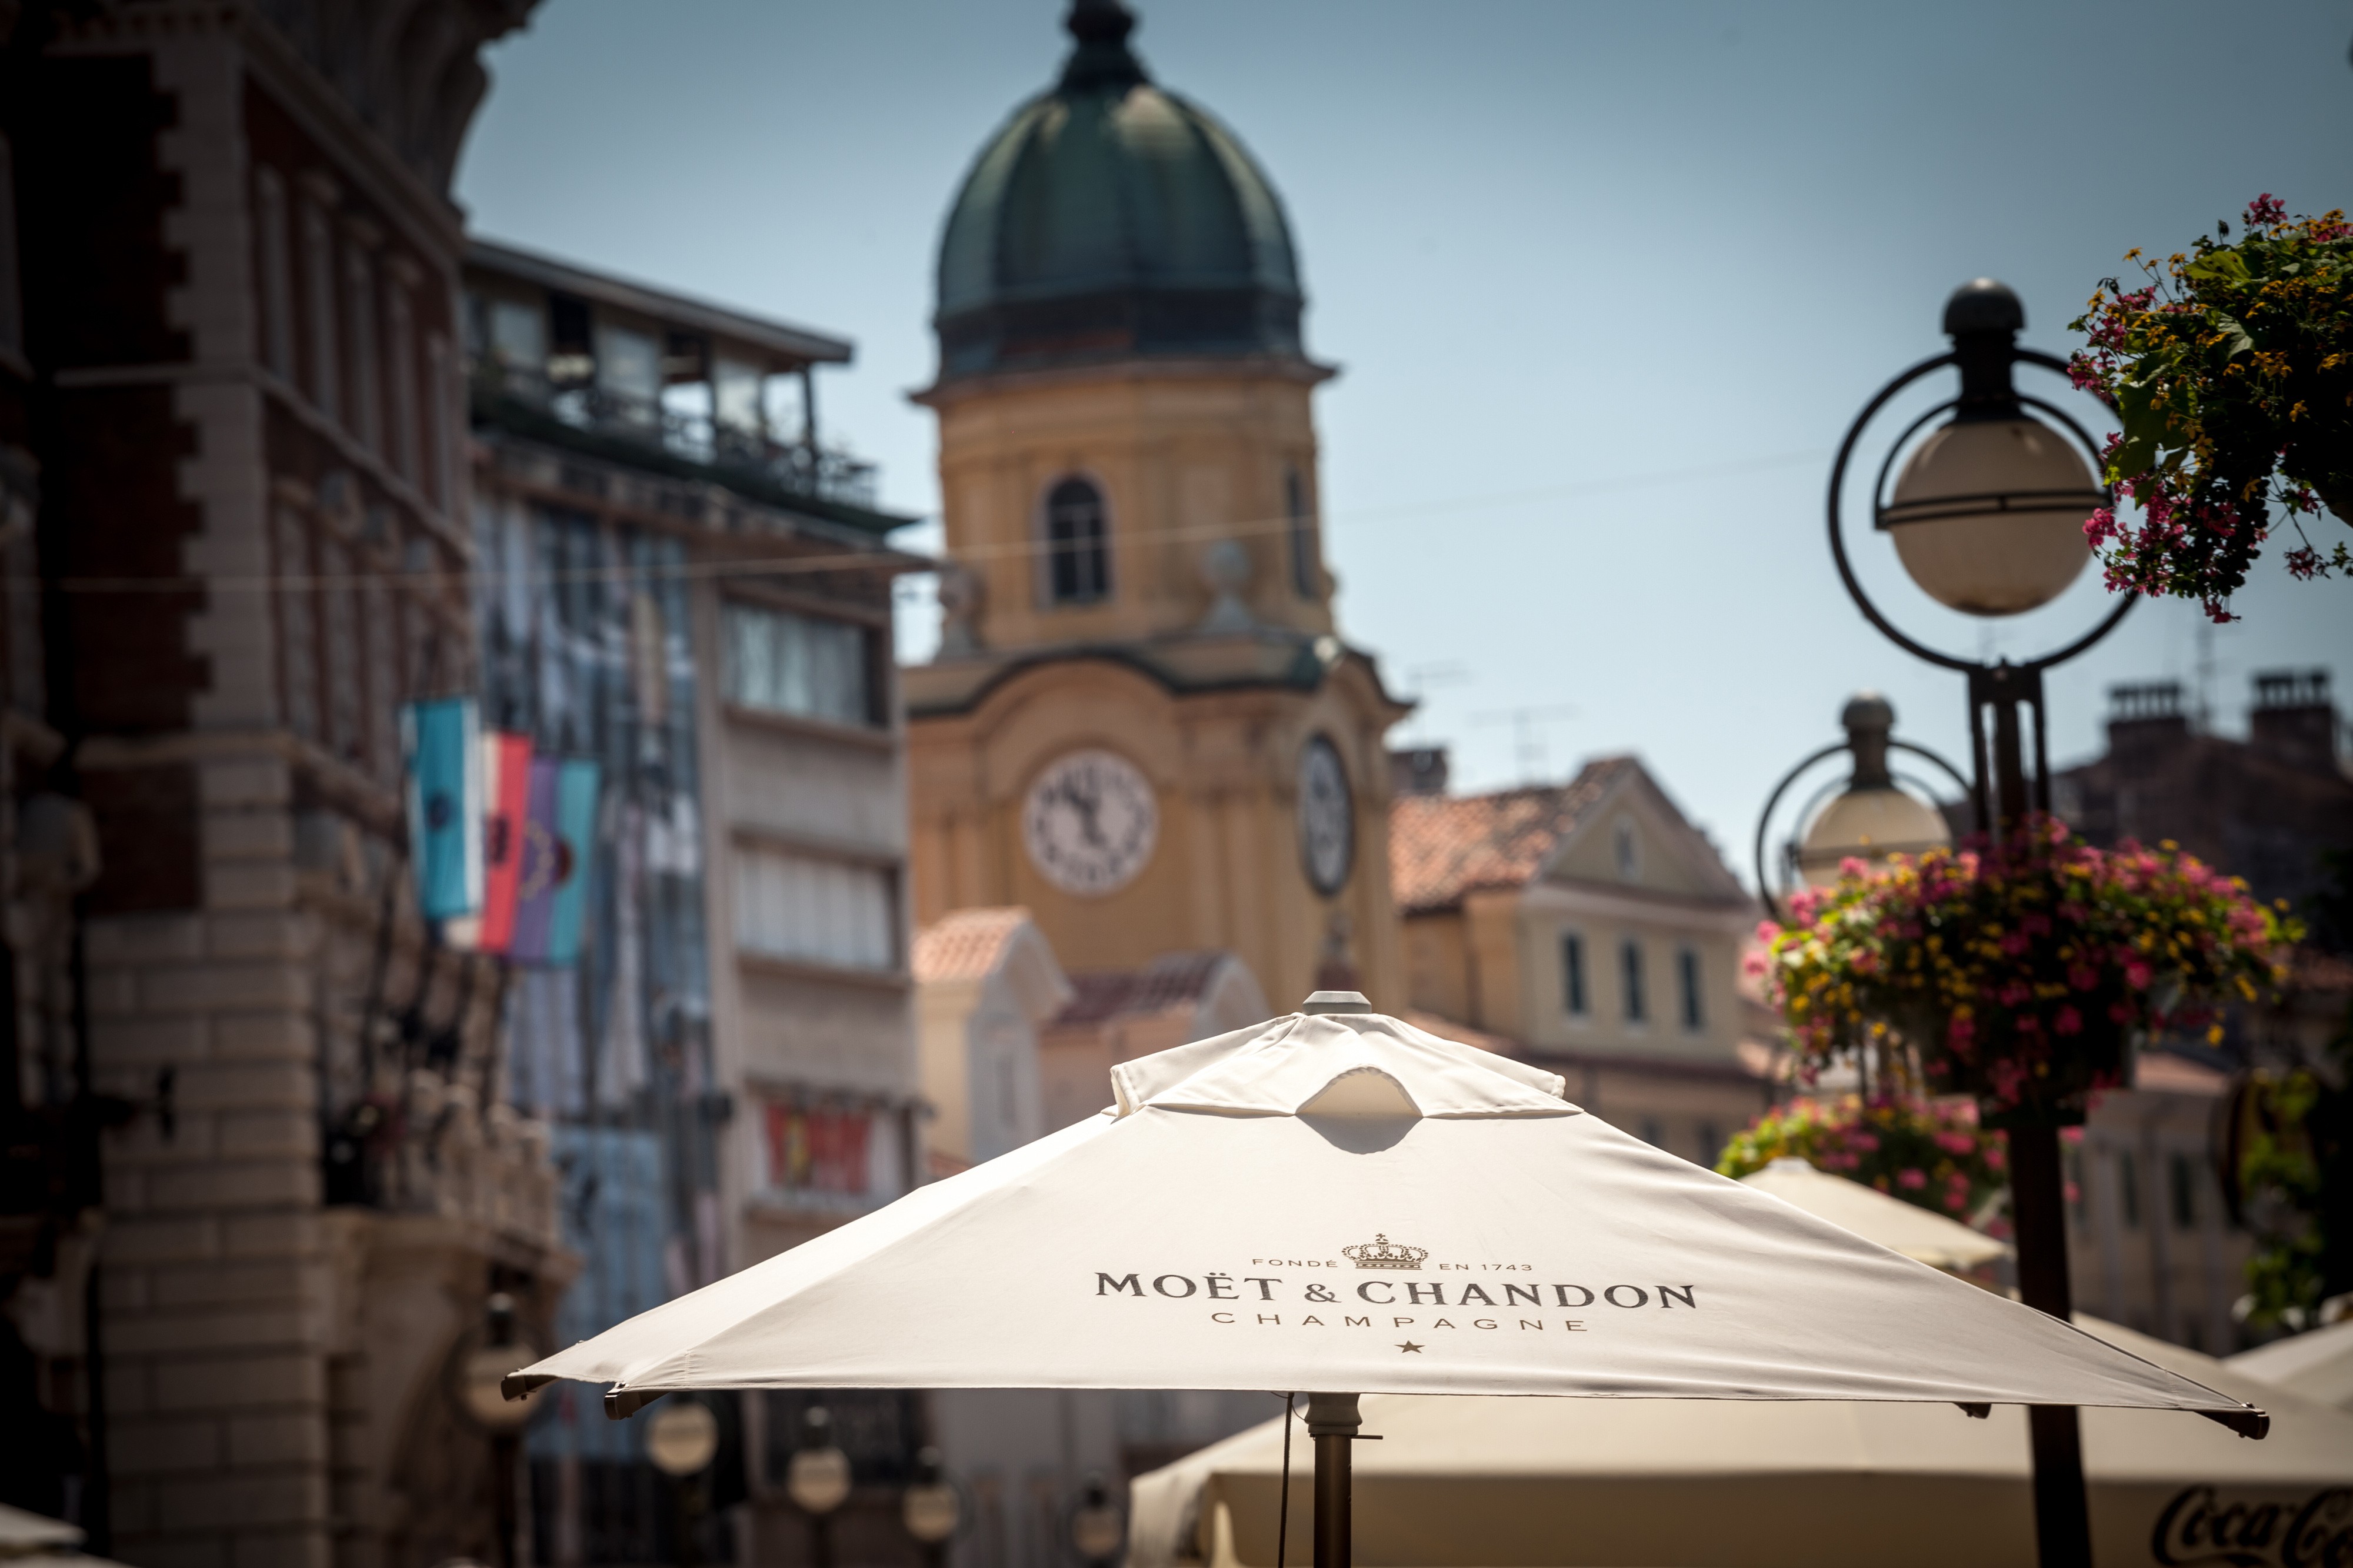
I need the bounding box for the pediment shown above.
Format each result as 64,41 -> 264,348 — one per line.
1537,762 -> 1748,905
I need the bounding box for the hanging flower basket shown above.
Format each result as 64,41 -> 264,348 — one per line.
2068,194 -> 2352,621
1752,819 -> 2297,1126
1717,1092 -> 2009,1229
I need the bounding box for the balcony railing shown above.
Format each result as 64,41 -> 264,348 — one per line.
472,361 -> 880,511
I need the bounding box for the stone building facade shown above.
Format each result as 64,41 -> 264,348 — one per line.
0,5 -> 571,1567
459,239 -> 931,1566
1389,756 -> 1774,1166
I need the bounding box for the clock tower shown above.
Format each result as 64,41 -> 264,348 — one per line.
903,0 -> 1409,1009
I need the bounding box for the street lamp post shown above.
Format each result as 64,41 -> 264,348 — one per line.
456,1293 -> 542,1568
784,1406 -> 852,1568
1067,1473 -> 1125,1568
900,1446 -> 961,1568
645,1395 -> 720,1568
1752,691 -> 1970,922
1825,278 -> 2131,1568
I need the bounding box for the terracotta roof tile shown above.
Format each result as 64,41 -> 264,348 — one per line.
911,906 -> 1034,985
1388,758 -> 1631,913
1051,952 -> 1231,1029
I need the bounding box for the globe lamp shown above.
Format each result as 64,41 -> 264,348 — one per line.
1794,693 -> 1952,885
901,1447 -> 961,1546
645,1397 -> 719,1479
1877,281 -> 2105,616
786,1407 -> 853,1516
1068,1473 -> 1125,1566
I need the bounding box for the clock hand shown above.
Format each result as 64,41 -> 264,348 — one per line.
1068,778 -> 1108,849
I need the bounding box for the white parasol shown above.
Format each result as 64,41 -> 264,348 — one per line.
1738,1155 -> 2009,1272
509,996 -> 2263,1564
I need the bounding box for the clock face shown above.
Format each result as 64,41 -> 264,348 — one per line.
1022,749 -> 1159,897
1298,733 -> 1354,896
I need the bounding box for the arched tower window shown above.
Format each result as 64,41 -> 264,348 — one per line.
1042,476 -> 1110,606
1285,466 -> 1317,598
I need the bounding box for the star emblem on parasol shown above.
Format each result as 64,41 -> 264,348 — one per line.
1397,1341 -> 1423,1353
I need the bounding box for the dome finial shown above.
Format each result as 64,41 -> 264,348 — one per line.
1061,0 -> 1148,90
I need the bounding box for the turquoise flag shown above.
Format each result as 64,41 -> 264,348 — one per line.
544,758 -> 601,968
402,697 -> 482,922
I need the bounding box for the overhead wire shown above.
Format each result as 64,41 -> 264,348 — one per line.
55,446 -> 1828,597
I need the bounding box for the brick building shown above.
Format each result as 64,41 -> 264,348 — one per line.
1,5 -> 569,1567
2047,670 -> 2353,1350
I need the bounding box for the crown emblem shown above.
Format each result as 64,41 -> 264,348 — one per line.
1340,1233 -> 1427,1270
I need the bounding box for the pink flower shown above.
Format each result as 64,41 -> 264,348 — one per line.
2054,1006 -> 2083,1036
1898,1168 -> 1927,1190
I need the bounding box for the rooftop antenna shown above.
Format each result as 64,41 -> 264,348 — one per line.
1399,662 -> 1469,744
1472,703 -> 1579,783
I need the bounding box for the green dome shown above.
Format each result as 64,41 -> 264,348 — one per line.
934,0 -> 1305,380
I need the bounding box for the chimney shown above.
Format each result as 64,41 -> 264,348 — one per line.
1389,746 -> 1449,798
2105,680 -> 2188,769
2249,668 -> 2339,776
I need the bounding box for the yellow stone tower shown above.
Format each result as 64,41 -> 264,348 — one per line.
903,0 -> 1409,1010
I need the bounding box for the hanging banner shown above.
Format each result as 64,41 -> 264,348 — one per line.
401,697 -> 482,923
509,759 -> 564,965
546,758 -> 601,968
509,756 -> 601,968
480,731 -> 535,953
450,731 -> 535,955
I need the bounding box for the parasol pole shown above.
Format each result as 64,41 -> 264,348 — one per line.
1304,1392 -> 1359,1567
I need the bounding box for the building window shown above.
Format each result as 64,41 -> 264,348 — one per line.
1677,947 -> 1704,1032
302,203 -> 340,419
595,321 -> 662,430
1639,1117 -> 1665,1148
273,508 -> 318,740
1621,938 -> 1646,1023
0,135 -> 19,362
1042,476 -> 1109,606
345,247 -> 381,452
735,844 -> 896,970
361,561 -> 397,783
2168,1152 -> 2198,1230
385,278 -> 418,481
1285,466 -> 1316,598
762,1101 -> 885,1197
254,166 -> 294,379
723,601 -> 874,728
1698,1122 -> 1723,1166
2117,1149 -> 2141,1230
425,333 -> 452,508
1613,819 -> 1641,881
1559,932 -> 1588,1017
320,534 -> 361,759
486,296 -> 545,378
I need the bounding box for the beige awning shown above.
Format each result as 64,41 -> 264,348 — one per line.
2229,1316 -> 2353,1413
1738,1156 -> 2008,1272
0,1503 -> 135,1568
1131,1317 -> 2353,1567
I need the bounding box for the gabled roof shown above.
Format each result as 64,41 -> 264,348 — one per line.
1389,758 -> 1632,914
912,906 -> 1037,985
1052,951 -> 1237,1029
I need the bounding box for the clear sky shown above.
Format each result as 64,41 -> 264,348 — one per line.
456,0 -> 2353,886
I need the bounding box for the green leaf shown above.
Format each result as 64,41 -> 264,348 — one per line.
2111,378 -> 2165,478
2185,249 -> 2250,284
2209,314 -> 2255,359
